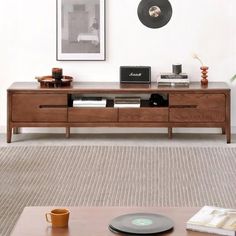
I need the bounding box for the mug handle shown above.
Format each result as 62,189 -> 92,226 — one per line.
45,213 -> 52,223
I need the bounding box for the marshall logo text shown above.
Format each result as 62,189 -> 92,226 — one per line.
129,73 -> 142,77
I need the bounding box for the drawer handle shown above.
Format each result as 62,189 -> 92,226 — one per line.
39,105 -> 67,108
170,105 -> 198,108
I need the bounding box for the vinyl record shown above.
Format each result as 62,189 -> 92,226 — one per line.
137,0 -> 172,28
109,213 -> 174,234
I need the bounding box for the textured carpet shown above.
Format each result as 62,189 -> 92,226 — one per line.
0,146 -> 236,236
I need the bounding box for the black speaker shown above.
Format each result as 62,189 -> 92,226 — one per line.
120,66 -> 151,84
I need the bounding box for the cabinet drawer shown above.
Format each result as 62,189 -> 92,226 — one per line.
12,94 -> 68,122
68,108 -> 118,122
169,93 -> 225,122
119,108 -> 168,122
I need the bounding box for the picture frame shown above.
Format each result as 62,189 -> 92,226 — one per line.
56,0 -> 105,61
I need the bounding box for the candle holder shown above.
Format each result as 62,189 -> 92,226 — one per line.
52,68 -> 63,81
200,66 -> 208,86
172,64 -> 182,74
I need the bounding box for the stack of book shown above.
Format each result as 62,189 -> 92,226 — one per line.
158,73 -> 189,87
114,97 -> 141,108
186,206 -> 236,236
73,97 -> 107,108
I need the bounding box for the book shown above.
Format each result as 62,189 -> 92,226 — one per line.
160,73 -> 188,79
73,98 -> 107,106
186,206 -> 236,236
80,97 -> 103,101
114,97 -> 141,104
158,82 -> 189,87
73,104 -> 106,108
114,97 -> 141,107
158,78 -> 190,83
72,96 -> 103,101
114,103 -> 140,108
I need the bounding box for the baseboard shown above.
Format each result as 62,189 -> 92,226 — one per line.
1,126 -> 236,134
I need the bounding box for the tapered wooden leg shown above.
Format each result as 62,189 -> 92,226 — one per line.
13,127 -> 20,134
7,124 -> 12,143
66,127 -> 70,138
225,91 -> 231,144
7,91 -> 13,143
226,131 -> 231,144
226,124 -> 231,144
222,127 -> 225,135
168,127 -> 172,139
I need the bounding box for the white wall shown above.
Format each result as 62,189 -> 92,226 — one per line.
1,0 -> 236,133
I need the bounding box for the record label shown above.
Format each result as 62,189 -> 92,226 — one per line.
132,218 -> 153,226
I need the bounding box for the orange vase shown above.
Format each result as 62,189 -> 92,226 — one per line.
200,66 -> 209,86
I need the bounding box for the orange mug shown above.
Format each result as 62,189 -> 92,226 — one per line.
45,208 -> 70,228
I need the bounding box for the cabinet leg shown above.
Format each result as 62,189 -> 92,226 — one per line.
222,127 -> 225,135
168,127 -> 172,139
7,125 -> 12,143
226,125 -> 231,144
66,127 -> 70,139
13,127 -> 20,134
227,133 -> 231,144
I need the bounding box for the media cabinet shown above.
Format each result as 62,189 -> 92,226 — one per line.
7,82 -> 231,143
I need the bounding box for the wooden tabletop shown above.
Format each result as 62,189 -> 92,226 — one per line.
10,207 -> 216,236
8,82 -> 230,93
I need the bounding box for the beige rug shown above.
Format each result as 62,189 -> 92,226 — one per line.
0,146 -> 235,236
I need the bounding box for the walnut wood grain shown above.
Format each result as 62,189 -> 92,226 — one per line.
169,93 -> 225,106
12,94 -> 68,122
68,108 -> 118,122
119,108 -> 168,122
170,108 -> 225,123
7,82 -> 231,143
225,91 -> 231,143
169,94 -> 225,122
7,91 -> 12,143
8,82 -> 230,93
10,207 -> 210,236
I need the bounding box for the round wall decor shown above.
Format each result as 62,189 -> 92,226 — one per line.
137,0 -> 173,29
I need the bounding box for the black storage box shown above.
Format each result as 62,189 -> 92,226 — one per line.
120,66 -> 151,84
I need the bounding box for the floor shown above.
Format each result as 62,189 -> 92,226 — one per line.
0,132 -> 235,147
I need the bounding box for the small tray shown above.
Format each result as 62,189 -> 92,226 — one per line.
36,76 -> 73,88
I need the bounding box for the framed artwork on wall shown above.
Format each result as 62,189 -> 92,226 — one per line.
57,0 -> 105,61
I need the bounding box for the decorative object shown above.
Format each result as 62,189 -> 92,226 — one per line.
56,0 -> 105,61
186,206 -> 236,235
231,74 -> 236,82
192,53 -> 208,86
172,64 -> 182,74
120,66 -> 151,84
35,75 -> 73,88
200,66 -> 209,86
137,0 -> 172,29
52,68 -> 63,80
109,213 -> 174,234
46,208 -> 70,228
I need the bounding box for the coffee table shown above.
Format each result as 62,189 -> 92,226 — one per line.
10,207 -> 210,236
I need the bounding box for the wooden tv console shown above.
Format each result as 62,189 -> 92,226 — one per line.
7,82 -> 231,143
